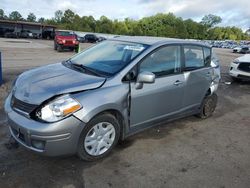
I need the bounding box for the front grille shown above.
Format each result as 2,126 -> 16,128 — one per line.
238,62 -> 250,73
11,96 -> 38,114
65,40 -> 73,45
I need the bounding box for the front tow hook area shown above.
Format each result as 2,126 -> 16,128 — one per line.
5,135 -> 19,150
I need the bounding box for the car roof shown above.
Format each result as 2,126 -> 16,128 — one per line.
56,30 -> 73,32
110,36 -> 210,47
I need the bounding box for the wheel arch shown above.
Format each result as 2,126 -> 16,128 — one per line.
84,109 -> 127,141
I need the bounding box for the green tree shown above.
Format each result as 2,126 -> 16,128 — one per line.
38,17 -> 45,23
62,9 -> 75,24
201,14 -> 222,28
54,10 -> 63,23
9,11 -> 23,21
2,8 -> 247,40
0,9 -> 5,19
87,16 -> 96,32
113,20 -> 128,35
27,12 -> 36,22
96,16 -> 113,33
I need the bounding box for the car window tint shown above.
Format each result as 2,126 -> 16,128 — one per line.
140,45 -> 181,77
203,47 -> 211,67
184,46 -> 204,69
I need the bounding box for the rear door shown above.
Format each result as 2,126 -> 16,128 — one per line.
130,45 -> 185,127
182,45 -> 213,109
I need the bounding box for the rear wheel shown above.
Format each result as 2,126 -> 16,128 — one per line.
197,93 -> 217,119
77,113 -> 120,161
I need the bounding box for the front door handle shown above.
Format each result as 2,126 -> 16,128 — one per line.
174,80 -> 183,86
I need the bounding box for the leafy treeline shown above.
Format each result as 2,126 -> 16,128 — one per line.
0,8 -> 249,40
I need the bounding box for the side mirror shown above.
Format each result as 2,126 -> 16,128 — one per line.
137,71 -> 155,83
136,71 -> 155,89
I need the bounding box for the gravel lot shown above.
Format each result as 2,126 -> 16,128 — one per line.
0,39 -> 249,188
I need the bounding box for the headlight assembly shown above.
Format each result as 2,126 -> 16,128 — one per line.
37,95 -> 81,122
233,59 -> 239,64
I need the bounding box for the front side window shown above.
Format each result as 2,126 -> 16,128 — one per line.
140,45 -> 181,77
184,45 -> 205,70
70,41 -> 148,76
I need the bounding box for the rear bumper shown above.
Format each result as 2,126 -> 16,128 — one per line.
5,94 -> 85,156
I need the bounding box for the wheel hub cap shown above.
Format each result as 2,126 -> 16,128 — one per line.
84,122 -> 116,156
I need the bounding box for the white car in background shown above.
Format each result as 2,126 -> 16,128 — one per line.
233,46 -> 242,53
229,54 -> 250,81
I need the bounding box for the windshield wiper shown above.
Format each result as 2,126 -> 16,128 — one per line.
70,62 -> 103,77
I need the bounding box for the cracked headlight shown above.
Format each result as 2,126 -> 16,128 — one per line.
38,95 -> 81,122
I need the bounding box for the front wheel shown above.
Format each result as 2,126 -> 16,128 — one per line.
54,42 -> 57,50
77,113 -> 120,161
197,93 -> 217,119
231,77 -> 241,82
57,45 -> 63,52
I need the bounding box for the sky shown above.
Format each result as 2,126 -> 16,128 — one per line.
0,0 -> 249,30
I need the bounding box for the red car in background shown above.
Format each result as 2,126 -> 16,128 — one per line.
54,30 -> 79,52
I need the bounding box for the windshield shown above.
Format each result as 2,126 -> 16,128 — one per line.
70,40 -> 148,76
57,31 -> 74,36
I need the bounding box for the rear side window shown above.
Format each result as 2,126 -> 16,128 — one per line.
184,46 -> 205,70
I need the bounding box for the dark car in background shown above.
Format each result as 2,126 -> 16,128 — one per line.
32,33 -> 40,39
3,28 -> 18,38
84,34 -> 99,43
75,33 -> 85,43
42,30 -> 55,40
98,36 -> 106,42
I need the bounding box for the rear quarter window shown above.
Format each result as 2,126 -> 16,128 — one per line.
203,47 -> 211,67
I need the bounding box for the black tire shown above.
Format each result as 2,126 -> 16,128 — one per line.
197,93 -> 217,119
231,77 -> 241,82
77,113 -> 120,161
54,42 -> 57,50
57,45 -> 62,52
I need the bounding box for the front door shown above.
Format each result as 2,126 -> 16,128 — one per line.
130,45 -> 185,127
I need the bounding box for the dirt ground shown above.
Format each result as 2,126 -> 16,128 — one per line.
0,39 -> 249,188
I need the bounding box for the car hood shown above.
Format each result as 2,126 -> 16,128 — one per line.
13,63 -> 106,105
236,54 -> 250,63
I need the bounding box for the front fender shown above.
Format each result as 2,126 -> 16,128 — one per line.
72,84 -> 129,123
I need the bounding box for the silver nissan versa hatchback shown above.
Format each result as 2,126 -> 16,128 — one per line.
5,36 -> 219,161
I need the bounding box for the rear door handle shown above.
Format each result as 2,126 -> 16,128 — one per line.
174,80 -> 183,86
